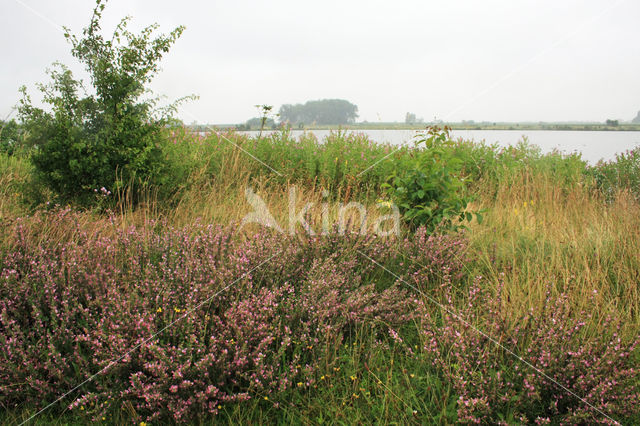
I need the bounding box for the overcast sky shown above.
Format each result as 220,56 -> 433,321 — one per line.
2,0 -> 639,124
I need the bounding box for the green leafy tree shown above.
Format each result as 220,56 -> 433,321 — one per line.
405,112 -> 417,124
18,0 -> 189,205
384,126 -> 481,232
278,99 -> 358,125
244,117 -> 275,130
0,119 -> 22,155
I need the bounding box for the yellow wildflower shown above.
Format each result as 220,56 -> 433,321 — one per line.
156,307 -> 162,313
350,375 -> 356,381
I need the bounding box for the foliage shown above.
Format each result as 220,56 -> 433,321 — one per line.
242,117 -> 276,131
0,119 -> 22,156
162,127 -> 402,194
0,212 -> 424,423
419,281 -> 640,424
1,131 -> 640,424
404,112 -> 422,124
279,99 -> 358,126
588,146 -> 640,202
384,126 -> 479,232
17,0 -> 188,206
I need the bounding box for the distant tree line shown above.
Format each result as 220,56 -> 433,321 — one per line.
238,117 -> 277,131
405,112 -> 424,125
278,99 -> 358,126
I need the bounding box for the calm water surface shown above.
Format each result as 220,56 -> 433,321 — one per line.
242,129 -> 640,164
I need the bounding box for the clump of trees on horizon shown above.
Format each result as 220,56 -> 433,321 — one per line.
405,112 -> 424,125
238,99 -> 358,130
278,99 -> 358,126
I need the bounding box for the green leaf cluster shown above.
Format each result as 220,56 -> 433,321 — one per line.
384,126 -> 481,232
18,0 -> 189,206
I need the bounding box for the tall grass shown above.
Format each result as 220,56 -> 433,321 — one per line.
1,129 -> 639,424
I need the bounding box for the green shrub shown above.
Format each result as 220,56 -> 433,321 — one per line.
384,126 -> 480,232
18,0 -> 188,206
449,137 -> 588,197
588,146 -> 640,202
0,119 -> 22,156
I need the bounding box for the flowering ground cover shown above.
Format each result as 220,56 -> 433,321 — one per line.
1,127 -> 639,424
0,205 -> 638,424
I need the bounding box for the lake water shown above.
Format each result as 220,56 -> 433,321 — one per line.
241,129 -> 640,165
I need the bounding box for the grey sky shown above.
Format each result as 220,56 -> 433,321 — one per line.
2,0 -> 639,124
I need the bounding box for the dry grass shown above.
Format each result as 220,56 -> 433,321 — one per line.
2,152 -> 639,339
469,171 -> 640,337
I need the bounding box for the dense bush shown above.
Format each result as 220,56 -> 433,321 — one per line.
0,119 -> 22,156
589,146 -> 640,202
18,0 -> 188,206
384,126 -> 479,231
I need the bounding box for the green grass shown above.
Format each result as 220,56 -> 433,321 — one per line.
1,129 -> 639,424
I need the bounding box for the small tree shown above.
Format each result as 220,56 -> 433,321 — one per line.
0,118 -> 22,155
383,126 -> 481,232
19,0 -> 189,205
405,112 -> 417,125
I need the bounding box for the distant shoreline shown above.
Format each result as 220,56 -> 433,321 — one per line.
197,123 -> 640,132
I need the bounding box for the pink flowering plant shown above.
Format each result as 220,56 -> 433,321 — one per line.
418,280 -> 640,425
1,210 -> 638,424
0,211 -> 418,422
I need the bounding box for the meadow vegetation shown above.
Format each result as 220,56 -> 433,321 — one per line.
1,125 -> 639,425
1,0 -> 639,423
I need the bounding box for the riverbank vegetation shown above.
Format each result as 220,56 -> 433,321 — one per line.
1,125 -> 640,425
1,1 -> 639,423
217,121 -> 640,133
